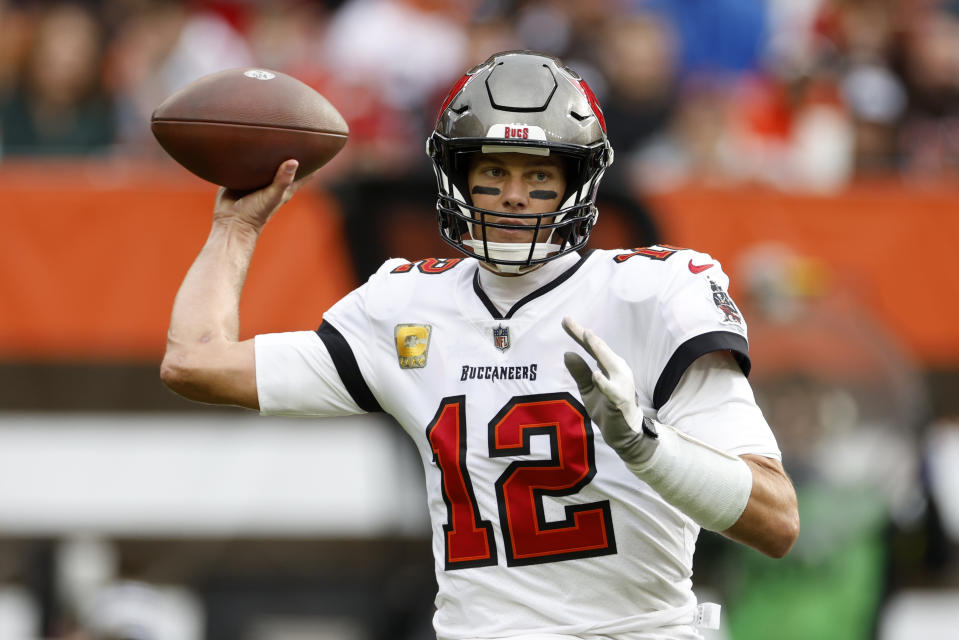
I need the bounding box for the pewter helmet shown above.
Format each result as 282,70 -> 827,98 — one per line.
427,50 -> 613,271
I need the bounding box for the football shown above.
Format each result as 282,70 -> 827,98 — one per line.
151,68 -> 348,191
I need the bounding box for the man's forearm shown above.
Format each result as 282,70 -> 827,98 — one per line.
722,454 -> 800,557
167,220 -> 259,349
160,219 -> 262,406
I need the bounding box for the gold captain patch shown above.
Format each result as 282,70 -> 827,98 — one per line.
395,324 -> 431,369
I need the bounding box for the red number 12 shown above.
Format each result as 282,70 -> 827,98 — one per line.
426,393 -> 616,569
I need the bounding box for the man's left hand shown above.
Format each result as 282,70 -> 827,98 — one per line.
562,317 -> 657,466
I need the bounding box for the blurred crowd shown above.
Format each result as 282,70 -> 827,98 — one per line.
2,0 -> 959,194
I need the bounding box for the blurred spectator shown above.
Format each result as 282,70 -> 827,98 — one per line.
325,2 -> 471,118
104,1 -> 252,155
512,0 -> 621,82
512,1 -> 574,61
734,70 -> 855,192
597,12 -> 679,171
0,3 -> 116,156
841,61 -> 907,175
625,76 -> 741,192
0,1 -> 31,93
816,0 -> 907,176
310,0 -> 476,177
897,7 -> 959,179
462,10 -> 523,65
763,0 -> 828,76
245,1 -> 330,76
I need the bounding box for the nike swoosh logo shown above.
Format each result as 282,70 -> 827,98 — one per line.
688,259 -> 714,274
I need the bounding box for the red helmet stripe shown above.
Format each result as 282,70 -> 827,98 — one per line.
577,79 -> 606,133
436,73 -> 472,125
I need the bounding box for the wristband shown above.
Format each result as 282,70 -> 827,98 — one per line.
625,420 -> 753,531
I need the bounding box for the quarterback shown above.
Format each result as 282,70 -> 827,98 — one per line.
162,51 -> 799,640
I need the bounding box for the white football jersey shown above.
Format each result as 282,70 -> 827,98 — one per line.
255,246 -> 780,640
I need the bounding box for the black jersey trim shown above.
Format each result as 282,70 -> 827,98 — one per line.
472,271 -> 503,318
472,250 -> 597,320
316,320 -> 383,413
653,331 -> 750,410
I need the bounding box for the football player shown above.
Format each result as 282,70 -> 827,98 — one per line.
162,50 -> 799,640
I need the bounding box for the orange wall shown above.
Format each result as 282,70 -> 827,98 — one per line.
0,161 -> 355,361
2,161 -> 957,367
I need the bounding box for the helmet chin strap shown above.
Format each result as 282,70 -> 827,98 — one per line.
463,238 -> 562,274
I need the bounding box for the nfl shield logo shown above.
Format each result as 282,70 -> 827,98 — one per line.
492,324 -> 510,351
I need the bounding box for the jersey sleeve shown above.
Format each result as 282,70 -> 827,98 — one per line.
644,250 -> 750,411
254,330 -> 365,416
254,258 -> 408,416
657,351 -> 781,460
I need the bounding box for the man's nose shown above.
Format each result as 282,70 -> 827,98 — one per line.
501,177 -> 528,209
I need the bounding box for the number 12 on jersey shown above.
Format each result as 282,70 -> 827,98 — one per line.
426,393 -> 617,569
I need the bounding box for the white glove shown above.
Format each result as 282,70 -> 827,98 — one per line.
562,317 -> 753,531
562,317 -> 658,466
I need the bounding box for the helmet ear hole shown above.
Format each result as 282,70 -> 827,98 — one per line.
452,151 -> 477,206
451,218 -> 467,242
559,155 -> 581,205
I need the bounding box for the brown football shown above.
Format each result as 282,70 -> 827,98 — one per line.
151,68 -> 348,191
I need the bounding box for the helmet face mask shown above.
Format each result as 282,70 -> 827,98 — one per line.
428,50 -> 614,273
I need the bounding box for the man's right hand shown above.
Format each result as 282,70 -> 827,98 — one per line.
212,159 -> 305,233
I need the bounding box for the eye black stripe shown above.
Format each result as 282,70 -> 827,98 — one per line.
529,190 -> 557,200
471,186 -> 501,195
